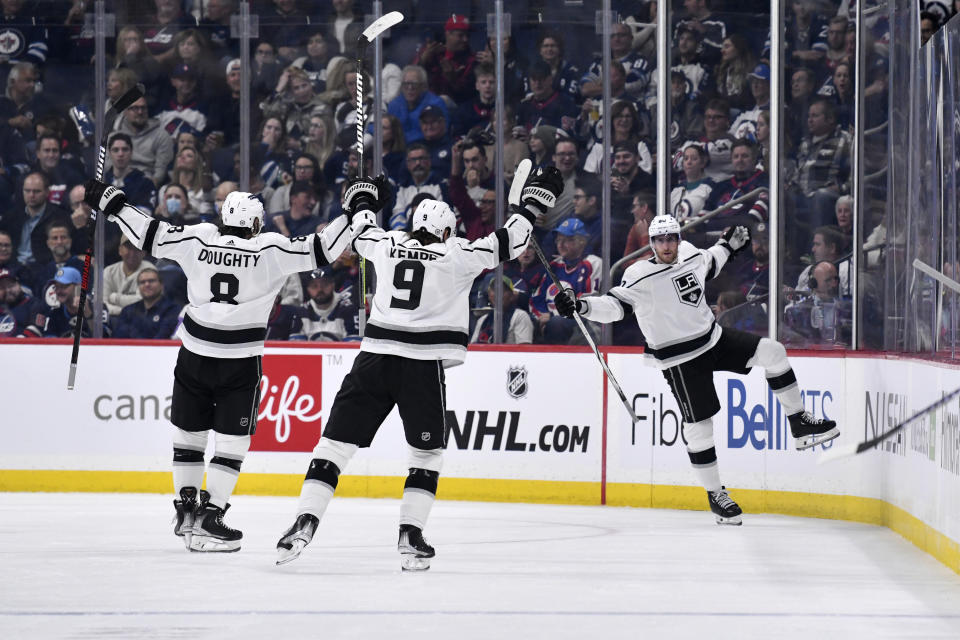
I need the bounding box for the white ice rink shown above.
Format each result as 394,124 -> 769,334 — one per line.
1,493 -> 959,640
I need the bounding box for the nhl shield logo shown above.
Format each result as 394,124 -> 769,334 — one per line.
673,272 -> 703,307
507,366 -> 528,399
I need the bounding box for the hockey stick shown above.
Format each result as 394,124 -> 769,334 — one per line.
67,84 -> 145,390
913,258 -> 960,294
355,10 -> 403,335
511,159 -> 639,424
818,385 -> 960,464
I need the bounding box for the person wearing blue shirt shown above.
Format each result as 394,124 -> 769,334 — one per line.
113,267 -> 180,339
263,181 -> 321,237
386,65 -> 449,145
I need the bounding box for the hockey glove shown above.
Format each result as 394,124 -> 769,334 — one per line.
555,288 -> 584,318
520,166 -> 564,219
83,178 -> 127,218
717,225 -> 751,256
342,175 -> 391,222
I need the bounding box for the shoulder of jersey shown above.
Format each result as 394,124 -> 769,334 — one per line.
678,240 -> 702,260
621,256 -> 663,283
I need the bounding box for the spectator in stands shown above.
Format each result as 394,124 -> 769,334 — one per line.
157,63 -> 212,139
0,0 -> 50,72
259,0 -> 311,61
459,138 -> 494,191
104,68 -> 142,131
154,182 -> 196,226
169,29 -> 220,101
670,70 -> 704,146
114,267 -> 179,339
142,0 -> 197,65
414,14 -> 476,105
549,137 -> 580,228
529,125 -> 557,171
291,31 -> 333,92
0,230 -> 27,284
197,0 -> 237,63
784,260 -> 847,345
671,144 -> 714,222
104,235 -> 154,317
611,140 -> 654,219
303,111 -> 337,173
299,266 -> 357,342
583,101 -> 651,174
449,138 -> 495,242
263,66 -> 330,142
254,116 -> 290,189
920,12 -> 940,45
474,28 -> 527,103
452,63 -> 495,138
269,153 -> 324,216
706,139 -> 769,230
786,0 -> 828,71
787,67 -> 817,145
266,293 -> 309,340
503,241 -> 544,311
204,59 -> 254,148
36,266 -> 111,338
251,41 -> 283,102
834,194 -> 853,241
212,180 -> 237,216
390,142 -> 447,230
622,193 -> 655,267
0,62 -> 55,140
713,35 -> 755,112
387,65 -> 447,145
581,23 -> 651,100
673,24 -> 711,100
569,175 -> 604,259
0,267 -> 40,337
115,97 -> 175,188
817,62 -> 854,130
794,225 -> 849,296
165,145 -> 213,218
676,98 -> 736,182
5,172 -> 70,266
380,114 -> 406,183
418,105 -> 453,179
729,64 -> 770,140
517,60 -> 578,132
331,64 -> 369,136
673,0 -> 729,65
735,222 -> 770,301
790,98 -> 851,229
67,184 -> 121,266
104,133 -> 157,213
112,26 -> 165,109
29,221 -> 85,297
824,17 -> 849,75
32,133 -> 84,208
532,31 -> 580,102
265,180 -> 321,237
471,275 -> 534,345
529,218 -> 596,344
325,0 -> 363,56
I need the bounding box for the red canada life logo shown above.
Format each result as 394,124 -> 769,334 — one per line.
250,354 -> 323,451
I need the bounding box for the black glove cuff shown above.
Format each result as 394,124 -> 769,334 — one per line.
510,204 -> 536,225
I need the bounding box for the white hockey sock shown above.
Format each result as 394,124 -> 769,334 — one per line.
206,434 -> 250,509
172,428 -> 208,494
693,462 -> 723,493
298,478 -> 336,520
748,338 -> 805,415
400,485 -> 436,529
683,419 -> 722,492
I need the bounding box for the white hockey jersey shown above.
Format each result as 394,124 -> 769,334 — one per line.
349,208 -> 533,366
581,240 -> 732,369
111,202 -> 351,358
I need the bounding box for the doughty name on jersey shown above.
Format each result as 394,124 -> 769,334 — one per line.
197,248 -> 263,268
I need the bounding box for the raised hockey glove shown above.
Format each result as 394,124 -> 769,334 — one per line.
554,288 -> 584,318
718,225 -> 751,256
83,178 -> 127,218
520,166 -> 564,219
342,175 -> 391,222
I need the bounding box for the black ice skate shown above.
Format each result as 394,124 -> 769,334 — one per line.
707,486 -> 743,525
789,411 -> 840,450
398,524 -> 435,572
172,486 -> 200,550
275,513 -> 319,566
190,493 -> 242,552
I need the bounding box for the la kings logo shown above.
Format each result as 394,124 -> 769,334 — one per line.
673,272 -> 703,307
507,366 -> 528,399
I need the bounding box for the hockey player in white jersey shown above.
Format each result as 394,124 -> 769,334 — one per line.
82,179 -> 353,552
555,215 -> 839,525
276,167 -> 565,570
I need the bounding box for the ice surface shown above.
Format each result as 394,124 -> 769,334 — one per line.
1,493 -> 959,639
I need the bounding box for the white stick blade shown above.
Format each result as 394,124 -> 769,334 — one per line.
816,442 -> 860,465
362,11 -> 404,41
509,159 -> 532,207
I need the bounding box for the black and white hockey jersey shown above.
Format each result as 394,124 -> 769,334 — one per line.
349,208 -> 533,366
111,203 -> 351,358
581,240 -> 732,369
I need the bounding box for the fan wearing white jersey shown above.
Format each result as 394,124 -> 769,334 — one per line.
555,215 -> 840,525
276,167 -> 565,570
82,179 -> 353,552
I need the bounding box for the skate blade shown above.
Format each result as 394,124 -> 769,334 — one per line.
400,553 -> 431,572
714,514 -> 743,526
795,426 -> 840,451
182,531 -> 193,550
189,535 -> 241,553
276,539 -> 307,566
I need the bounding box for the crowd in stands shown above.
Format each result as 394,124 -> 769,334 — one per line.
0,0 -> 935,346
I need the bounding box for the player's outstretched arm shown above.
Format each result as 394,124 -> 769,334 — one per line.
342,176 -> 390,258
555,288 -> 631,324
84,178 -> 164,253
706,224 -> 750,279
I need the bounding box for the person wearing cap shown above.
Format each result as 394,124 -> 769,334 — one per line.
418,105 -> 452,179
264,180 -> 321,238
115,96 -> 175,188
611,140 -> 655,219
102,235 -> 156,317
205,58 -> 259,148
673,24 -> 711,101
387,65 -> 448,145
470,274 -> 534,345
157,62 -> 212,139
0,267 -> 42,337
529,217 -> 598,345
581,22 -> 652,100
389,142 -> 448,231
298,266 -> 357,342
113,267 -> 180,339
413,14 -> 477,104
517,59 -> 578,132
103,132 -> 158,214
34,265 -> 112,338
729,64 -> 770,140
672,0 -> 730,65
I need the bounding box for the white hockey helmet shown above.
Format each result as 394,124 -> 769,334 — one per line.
221,191 -> 264,234
412,199 -> 456,240
648,214 -> 681,260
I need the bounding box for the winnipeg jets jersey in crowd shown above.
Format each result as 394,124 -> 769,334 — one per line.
111,202 -> 351,358
349,208 -> 533,366
581,240 -> 732,369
